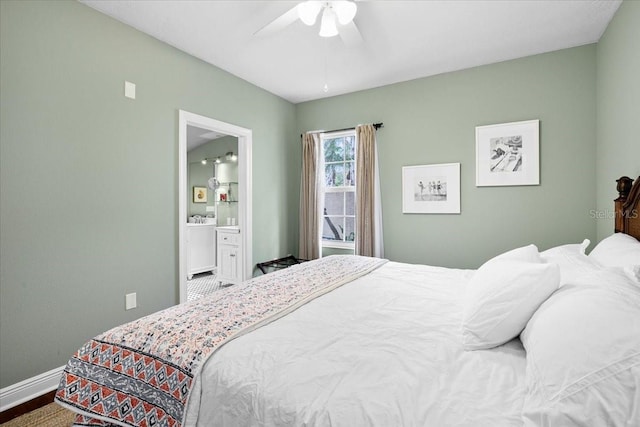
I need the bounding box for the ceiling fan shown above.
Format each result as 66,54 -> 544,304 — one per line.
255,1 -> 363,47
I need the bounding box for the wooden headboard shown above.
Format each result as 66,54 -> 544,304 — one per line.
614,176 -> 640,240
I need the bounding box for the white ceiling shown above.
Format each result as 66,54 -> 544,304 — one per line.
186,125 -> 226,152
81,0 -> 621,104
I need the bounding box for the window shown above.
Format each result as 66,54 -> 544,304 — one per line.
321,131 -> 356,249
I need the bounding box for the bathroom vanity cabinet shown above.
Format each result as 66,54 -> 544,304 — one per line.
217,226 -> 241,285
187,223 -> 216,279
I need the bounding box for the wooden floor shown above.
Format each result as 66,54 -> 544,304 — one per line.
0,391 -> 55,424
0,390 -> 75,427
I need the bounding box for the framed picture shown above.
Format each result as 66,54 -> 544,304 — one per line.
475,119 -> 539,186
193,186 -> 207,203
402,163 -> 460,214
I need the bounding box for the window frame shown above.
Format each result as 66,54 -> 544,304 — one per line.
320,130 -> 356,250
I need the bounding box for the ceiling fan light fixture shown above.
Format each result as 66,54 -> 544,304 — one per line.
297,1 -> 322,26
319,7 -> 338,37
333,1 -> 357,25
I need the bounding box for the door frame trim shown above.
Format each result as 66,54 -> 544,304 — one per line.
178,110 -> 253,303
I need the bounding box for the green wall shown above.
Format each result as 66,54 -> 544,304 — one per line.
596,0 -> 640,241
296,45 -> 598,268
0,0 -> 296,387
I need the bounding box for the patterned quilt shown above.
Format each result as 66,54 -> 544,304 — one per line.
55,255 -> 387,427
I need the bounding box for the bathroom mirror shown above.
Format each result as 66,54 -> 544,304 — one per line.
187,135 -> 239,225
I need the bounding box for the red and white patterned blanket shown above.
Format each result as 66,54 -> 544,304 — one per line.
55,255 -> 387,427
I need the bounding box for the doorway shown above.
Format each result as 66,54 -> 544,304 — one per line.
178,110 -> 253,303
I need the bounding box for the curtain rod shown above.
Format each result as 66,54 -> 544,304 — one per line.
300,122 -> 383,138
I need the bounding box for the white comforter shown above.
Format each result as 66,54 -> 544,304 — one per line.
184,261 -> 527,426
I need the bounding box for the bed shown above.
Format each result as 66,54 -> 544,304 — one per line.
56,176 -> 640,427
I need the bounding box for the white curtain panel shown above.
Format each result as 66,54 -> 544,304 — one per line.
373,133 -> 384,258
355,124 -> 384,258
299,132 -> 323,260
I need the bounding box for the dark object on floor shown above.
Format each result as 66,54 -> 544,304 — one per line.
257,255 -> 308,274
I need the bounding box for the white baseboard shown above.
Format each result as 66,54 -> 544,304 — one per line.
0,366 -> 64,413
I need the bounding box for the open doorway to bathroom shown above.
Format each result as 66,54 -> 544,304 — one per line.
178,111 -> 253,303
185,129 -> 238,300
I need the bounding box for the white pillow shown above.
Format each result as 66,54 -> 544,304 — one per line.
462,245 -> 559,350
540,241 -> 591,264
625,265 -> 640,283
540,239 -> 600,286
589,233 -> 640,268
491,244 -> 542,264
540,239 -> 590,257
520,269 -> 640,426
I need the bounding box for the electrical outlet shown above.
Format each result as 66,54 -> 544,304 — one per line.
125,292 -> 137,310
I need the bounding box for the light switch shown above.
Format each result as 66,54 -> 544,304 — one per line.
124,81 -> 136,99
125,292 -> 137,310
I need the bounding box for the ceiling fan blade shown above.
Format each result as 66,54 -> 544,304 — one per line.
254,5 -> 300,37
339,20 -> 363,47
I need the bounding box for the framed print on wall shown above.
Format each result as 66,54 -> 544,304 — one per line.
402,163 -> 460,214
475,119 -> 539,187
193,186 -> 207,203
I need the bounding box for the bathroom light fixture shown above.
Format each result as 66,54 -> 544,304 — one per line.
208,162 -> 220,191
226,151 -> 237,162
298,1 -> 357,38
215,157 -> 221,164
201,159 -> 207,165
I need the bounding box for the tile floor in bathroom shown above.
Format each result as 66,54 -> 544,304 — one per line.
187,270 -> 229,301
